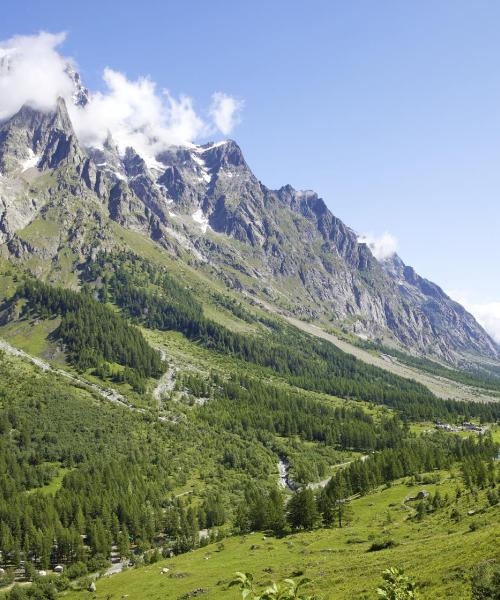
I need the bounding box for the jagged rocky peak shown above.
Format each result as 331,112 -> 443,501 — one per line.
199,139 -> 246,169
50,96 -> 75,134
0,96 -> 81,173
122,146 -> 148,178
36,97 -> 86,170
0,63 -> 92,175
64,65 -> 90,107
86,133 -> 126,183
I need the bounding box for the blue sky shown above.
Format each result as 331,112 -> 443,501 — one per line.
1,1 -> 499,339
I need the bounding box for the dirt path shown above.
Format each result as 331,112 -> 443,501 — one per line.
306,455 -> 369,490
153,365 -> 176,402
0,338 -> 133,410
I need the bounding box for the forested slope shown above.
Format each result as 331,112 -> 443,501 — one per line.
0,250 -> 498,600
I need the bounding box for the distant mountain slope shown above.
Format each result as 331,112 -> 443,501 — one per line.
0,78 -> 498,364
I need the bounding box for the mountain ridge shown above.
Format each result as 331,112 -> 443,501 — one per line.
0,88 -> 498,365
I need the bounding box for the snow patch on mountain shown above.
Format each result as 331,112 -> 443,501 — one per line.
143,155 -> 166,174
199,140 -> 228,152
192,208 -> 209,233
20,149 -> 40,171
191,153 -> 204,167
191,152 -> 211,183
95,161 -> 125,181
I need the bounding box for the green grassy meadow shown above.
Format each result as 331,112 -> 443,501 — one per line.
62,472 -> 500,600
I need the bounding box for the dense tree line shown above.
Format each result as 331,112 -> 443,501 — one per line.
83,252 -> 500,422
322,432 -> 498,503
204,373 -> 402,452
0,346 -> 498,582
16,280 -> 164,385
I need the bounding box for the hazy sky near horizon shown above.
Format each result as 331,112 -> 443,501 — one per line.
1,1 -> 499,340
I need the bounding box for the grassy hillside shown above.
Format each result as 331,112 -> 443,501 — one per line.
61,469 -> 500,599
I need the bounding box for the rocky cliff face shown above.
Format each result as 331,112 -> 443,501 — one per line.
0,89 -> 497,363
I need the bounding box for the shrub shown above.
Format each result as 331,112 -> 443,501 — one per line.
229,572 -> 320,599
450,507 -> 462,522
469,520 -> 485,532
64,561 -> 88,579
471,560 -> 500,599
377,567 -> 418,599
486,489 -> 498,507
368,538 -> 398,552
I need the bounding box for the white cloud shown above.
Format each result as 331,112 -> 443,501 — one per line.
0,32 -> 73,119
447,290 -> 500,343
471,303 -> 500,343
70,69 -> 209,157
358,232 -> 398,261
0,32 -> 243,155
209,92 -> 243,135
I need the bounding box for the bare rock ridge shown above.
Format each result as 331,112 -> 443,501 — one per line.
0,84 -> 498,364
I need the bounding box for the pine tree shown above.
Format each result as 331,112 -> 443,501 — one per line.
287,488 -> 318,530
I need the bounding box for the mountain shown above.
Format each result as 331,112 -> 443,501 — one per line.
0,78 -> 498,365
1,69 -> 499,600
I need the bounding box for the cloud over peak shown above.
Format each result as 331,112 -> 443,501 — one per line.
209,92 -> 243,136
0,32 -> 243,155
0,32 -> 74,119
358,231 -> 398,261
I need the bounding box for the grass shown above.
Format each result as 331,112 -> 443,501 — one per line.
27,463 -> 72,496
0,316 -> 61,360
61,471 -> 499,600
17,218 -> 61,249
0,258 -> 21,302
201,302 -> 257,334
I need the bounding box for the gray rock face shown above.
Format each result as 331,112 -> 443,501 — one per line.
118,138 -> 498,361
0,98 -> 84,174
0,96 -> 497,362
